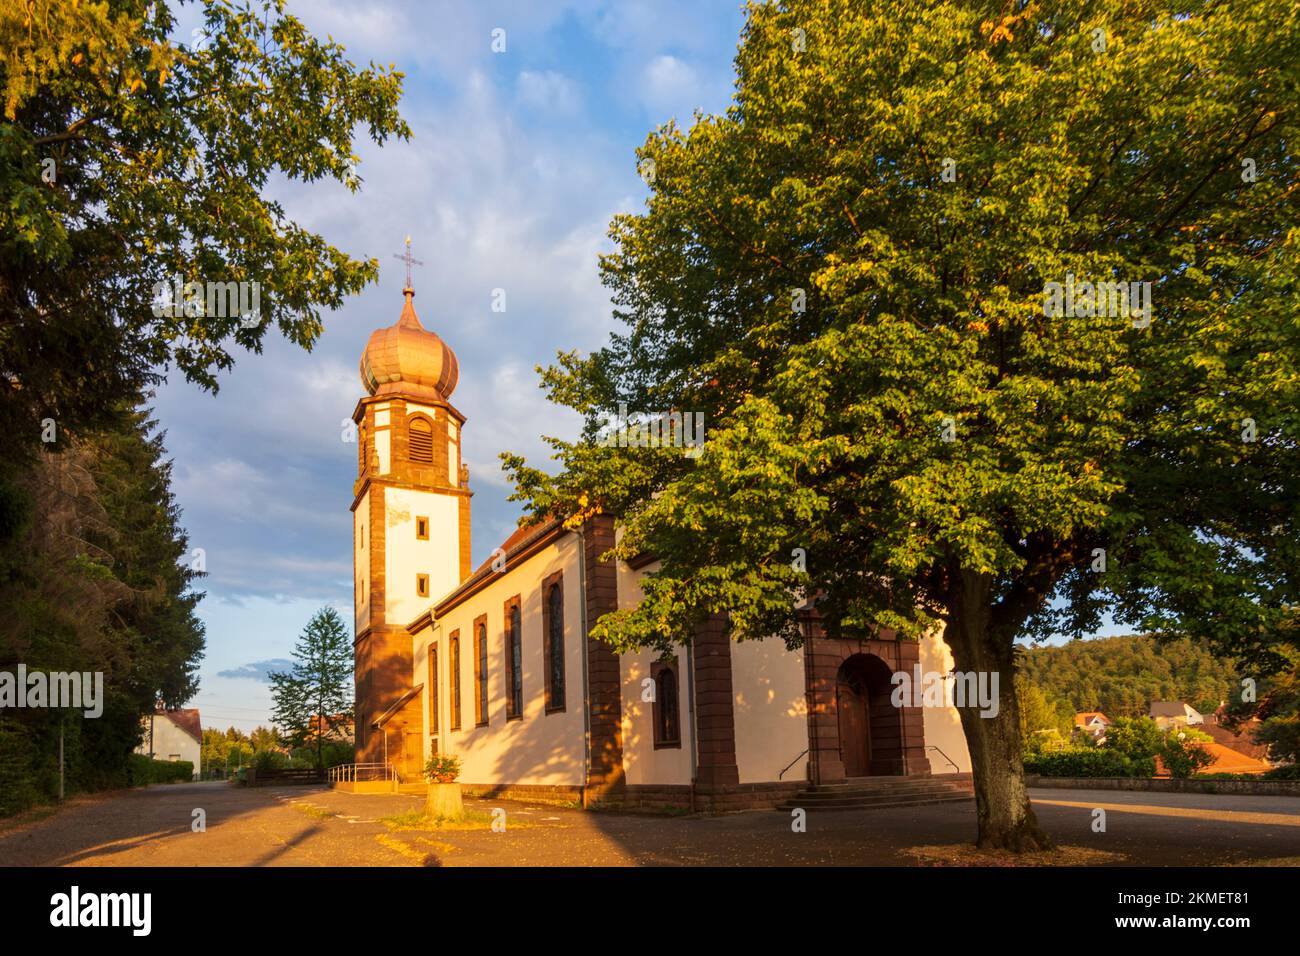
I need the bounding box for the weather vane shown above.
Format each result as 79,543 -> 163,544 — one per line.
393,235 -> 423,290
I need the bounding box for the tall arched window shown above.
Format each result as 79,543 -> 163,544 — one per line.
652,660 -> 681,748
450,633 -> 461,731
408,416 -> 433,463
546,581 -> 565,711
505,600 -> 523,719
475,618 -> 489,726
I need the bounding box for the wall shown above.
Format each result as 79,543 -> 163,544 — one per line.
414,531 -> 587,787
615,548 -> 810,787
919,631 -> 972,774
135,717 -> 200,779
384,486 -> 460,623
732,638 -> 808,784
615,554 -> 692,786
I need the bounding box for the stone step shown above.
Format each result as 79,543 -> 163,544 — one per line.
776,793 -> 972,812
794,787 -> 967,804
800,785 -> 967,801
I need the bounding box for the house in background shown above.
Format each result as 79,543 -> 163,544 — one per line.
1149,701 -> 1204,730
305,714 -> 355,745
135,708 -> 202,779
1074,711 -> 1111,741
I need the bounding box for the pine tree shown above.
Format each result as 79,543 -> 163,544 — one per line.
270,608 -> 354,770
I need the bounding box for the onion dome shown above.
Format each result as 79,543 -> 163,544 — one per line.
359,288 -> 459,402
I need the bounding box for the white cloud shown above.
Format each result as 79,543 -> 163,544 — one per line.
516,69 -> 582,114
641,54 -> 703,119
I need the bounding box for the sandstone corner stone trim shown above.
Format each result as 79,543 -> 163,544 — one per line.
582,514 -> 625,799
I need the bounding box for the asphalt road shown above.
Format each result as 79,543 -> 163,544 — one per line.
0,781 -> 1297,867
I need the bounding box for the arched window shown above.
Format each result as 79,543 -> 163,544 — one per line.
653,660 -> 680,748
408,416 -> 433,463
449,633 -> 461,731
475,618 -> 489,726
505,600 -> 523,719
545,581 -> 565,711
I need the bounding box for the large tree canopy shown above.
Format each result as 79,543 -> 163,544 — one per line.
0,0 -> 409,442
506,0 -> 1299,849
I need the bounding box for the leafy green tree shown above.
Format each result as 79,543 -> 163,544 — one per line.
1227,640 -> 1300,764
269,608 -> 353,770
249,725 -> 282,753
1158,727 -> 1215,778
1102,716 -> 1163,768
1016,673 -> 1071,750
0,0 -> 409,447
506,0 -> 1299,849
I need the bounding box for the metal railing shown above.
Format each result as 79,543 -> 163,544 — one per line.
926,745 -> 960,772
327,762 -> 395,784
778,749 -> 809,780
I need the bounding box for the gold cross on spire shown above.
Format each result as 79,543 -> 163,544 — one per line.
393,235 -> 424,291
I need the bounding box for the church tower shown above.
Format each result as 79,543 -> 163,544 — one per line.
351,271 -> 471,765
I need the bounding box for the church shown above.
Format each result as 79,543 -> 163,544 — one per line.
350,279 -> 973,810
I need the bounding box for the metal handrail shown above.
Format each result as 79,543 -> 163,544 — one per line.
778,749 -> 809,780
926,745 -> 960,772
326,762 -> 394,784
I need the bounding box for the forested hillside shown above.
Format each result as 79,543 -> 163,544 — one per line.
1019,634 -> 1241,718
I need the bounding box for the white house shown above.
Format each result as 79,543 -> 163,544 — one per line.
135,708 -> 202,778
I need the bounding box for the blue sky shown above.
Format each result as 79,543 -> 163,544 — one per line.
157,1 -> 750,732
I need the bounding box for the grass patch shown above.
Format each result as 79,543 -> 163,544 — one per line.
903,843 -> 1127,867
379,807 -> 535,832
291,803 -> 335,820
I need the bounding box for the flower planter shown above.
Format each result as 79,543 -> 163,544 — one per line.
426,781 -> 465,821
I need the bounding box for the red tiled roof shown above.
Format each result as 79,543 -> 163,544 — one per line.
158,708 -> 202,745
1201,742 -> 1271,774
1202,723 -> 1271,762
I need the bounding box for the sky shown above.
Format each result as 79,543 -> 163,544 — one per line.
155,1 -> 751,733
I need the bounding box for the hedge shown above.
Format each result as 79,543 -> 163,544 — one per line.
128,754 -> 194,786
1023,748 -> 1154,778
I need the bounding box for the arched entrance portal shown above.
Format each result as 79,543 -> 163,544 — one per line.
836,654 -> 903,777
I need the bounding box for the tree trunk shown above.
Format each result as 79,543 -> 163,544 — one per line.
945,574 -> 1052,852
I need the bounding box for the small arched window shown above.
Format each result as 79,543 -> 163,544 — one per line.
408,417 -> 433,463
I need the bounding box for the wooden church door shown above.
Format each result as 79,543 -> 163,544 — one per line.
837,669 -> 871,777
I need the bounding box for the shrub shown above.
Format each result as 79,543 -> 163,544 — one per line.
424,753 -> 461,783
1159,734 -> 1215,779
0,720 -> 40,817
251,749 -> 291,771
127,754 -> 194,786
1023,748 -> 1146,778
1265,764 -> 1300,780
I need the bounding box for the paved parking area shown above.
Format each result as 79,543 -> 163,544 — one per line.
0,781 -> 1296,867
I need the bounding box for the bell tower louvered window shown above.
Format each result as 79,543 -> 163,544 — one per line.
408,417 -> 433,463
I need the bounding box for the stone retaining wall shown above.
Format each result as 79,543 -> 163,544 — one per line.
1025,775 -> 1300,796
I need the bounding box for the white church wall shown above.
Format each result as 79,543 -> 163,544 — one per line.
417,531 -> 587,787
615,551 -> 692,785
919,629 -> 972,774
732,638 -> 808,784
385,488 -> 460,626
